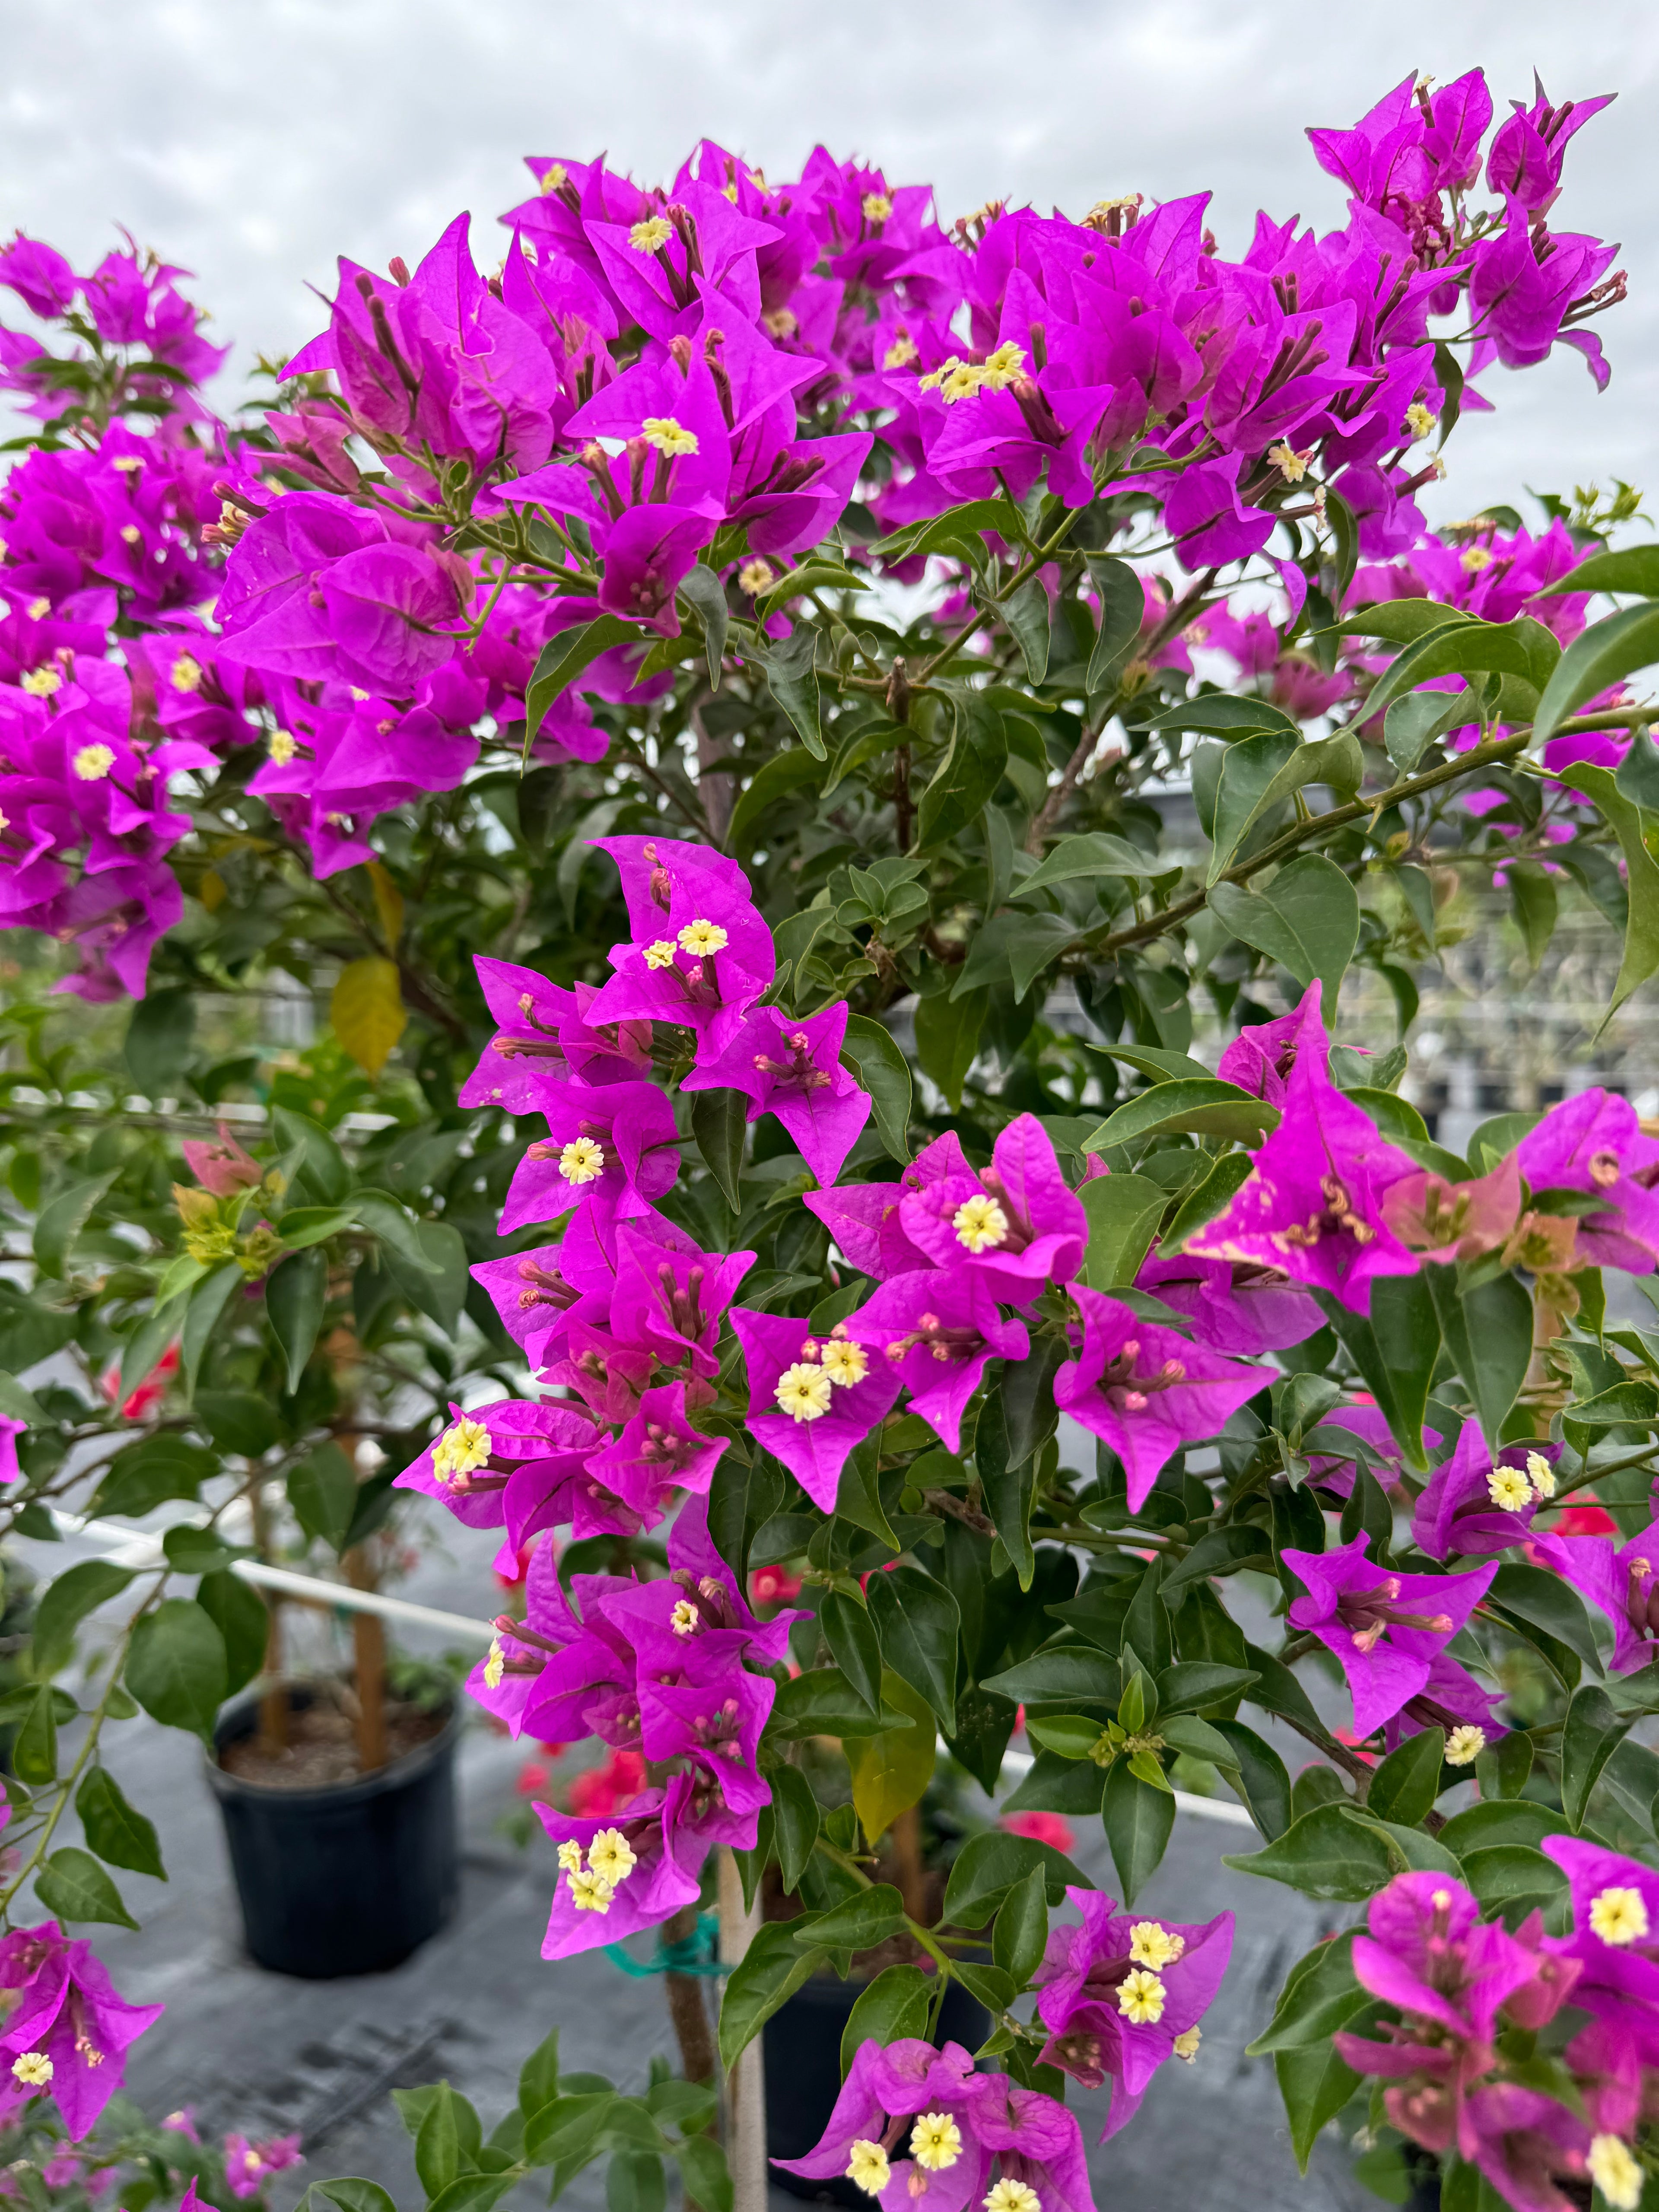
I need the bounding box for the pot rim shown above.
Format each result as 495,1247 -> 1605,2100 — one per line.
203,1679 -> 460,1811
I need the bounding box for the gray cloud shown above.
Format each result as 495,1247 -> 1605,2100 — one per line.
2,0 -> 1655,518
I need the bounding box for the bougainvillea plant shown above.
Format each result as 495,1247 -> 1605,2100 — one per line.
4,59 -> 1659,2212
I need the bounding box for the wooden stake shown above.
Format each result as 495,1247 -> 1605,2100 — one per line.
344,1546 -> 387,1773
661,1901 -> 717,2087
718,1848 -> 767,2212
891,1805 -> 928,1924
251,1478 -> 288,1756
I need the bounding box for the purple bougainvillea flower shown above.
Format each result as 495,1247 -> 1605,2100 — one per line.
1215,980 -> 1328,1106
1034,1887 -> 1233,2141
1515,1088 -> 1659,1273
1185,1035 -> 1420,1312
538,1764 -> 756,1960
730,1306 -> 901,1511
1380,1153 -> 1526,1265
1305,1403 -> 1445,1503
1531,1510 -> 1659,1676
458,956 -> 649,1112
667,1491 -> 804,1667
1412,1421 -> 1561,1560
608,1224 -> 754,1378
393,1395 -> 600,1531
842,1269 -> 1029,1453
588,1382 -> 729,1513
773,2037 -> 1096,2212
1280,1533 -> 1495,1738
497,1076 -> 681,1235
0,1924 -> 164,2139
1380,1649 -> 1509,1757
899,1114 -> 1086,1303
1054,1287 -> 1265,1511
584,837 -> 774,1057
1133,1251 -> 1321,1355
682,1000 -> 871,1189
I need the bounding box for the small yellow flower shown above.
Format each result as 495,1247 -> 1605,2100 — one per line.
883,334 -> 919,370
1588,2134 -> 1643,2211
1172,2028 -> 1202,2063
1268,441 -> 1313,483
678,918 -> 729,957
861,193 -> 894,226
1526,1451 -> 1556,1500
642,939 -> 679,970
910,2114 -> 963,2172
845,2142 -> 891,2197
433,1416 -> 492,1481
671,1599 -> 702,1637
556,1839 -> 585,1874
953,1195 -> 1010,1253
588,1827 -> 638,1885
25,596 -> 51,620
1118,1969 -> 1166,2024
10,2055 -> 51,2087
1591,1885 -> 1651,1947
1128,1922 -> 1185,1970
567,1869 -> 615,1913
1461,545 -> 1495,574
20,667 -> 61,698
629,217 -> 674,254
1405,402 -> 1437,440
642,416 -> 699,458
776,1362 -> 834,1423
984,2183 -> 1040,2212
483,1639 -> 505,1689
1445,1725 -> 1486,1767
72,743 -> 114,780
540,164 -> 569,195
979,342 -> 1026,391
820,1340 -> 870,1387
940,361 -> 985,403
120,524 -> 142,546
918,356 -> 963,393
1487,1465 -> 1532,1512
269,730 -> 297,764
559,1136 -> 607,1185
762,306 -> 798,338
170,652 -> 204,692
738,558 -> 776,595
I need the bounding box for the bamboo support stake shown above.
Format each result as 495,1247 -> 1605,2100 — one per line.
251,1478 -> 288,1754
344,1545 -> 388,1772
718,1848 -> 767,2212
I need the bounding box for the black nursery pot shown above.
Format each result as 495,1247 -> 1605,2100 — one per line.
205,1686 -> 460,1979
766,1972 -> 991,2207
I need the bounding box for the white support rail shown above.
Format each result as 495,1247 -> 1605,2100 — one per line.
44,1509 -> 1258,1825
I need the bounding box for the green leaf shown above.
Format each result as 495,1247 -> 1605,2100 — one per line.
1489,1563 -> 1604,1678
1425,1266 -> 1533,1451
941,1828 -> 1085,1929
1208,730 -> 1363,882
690,1088 -> 746,1210
866,1567 -> 959,1733
1085,1077 -> 1279,1149
976,1338 -> 1065,1589
913,988 -> 988,1113
161,1525 -> 241,1576
288,1442 -> 359,1554
1208,1718 -> 1292,1841
1366,1725 -> 1446,1827
1208,854 -> 1360,1011
124,990 -> 196,1094
266,1247 -> 330,1395
992,1863 -> 1049,1986
525,616 -> 641,743
916,695 -> 1007,850
839,1966 -> 931,2076
1084,555 -> 1144,695
1222,1800 -> 1394,1902
726,747 -> 826,856
676,563 -> 729,689
332,958 -> 407,1077
870,497 -> 1023,563
316,2183 -> 397,2212
1439,1798 -> 1567,1856
1102,1760 -> 1175,1905
125,1598 -> 228,1741
76,1767 -> 165,1879
34,1845 -> 137,1929
756,559 -> 870,615
767,1668 -> 915,1739
1564,762 -> 1659,1022
1383,686 -> 1467,775
1274,2039 -> 1363,2175
354,1192 -> 445,1274
1314,1272 -> 1440,1473
718,1923 -> 826,2069
846,1670 -> 937,1846
756,626 -> 825,758
820,1591 -> 883,1714
1079,1173 -> 1166,1290
1159,1152 -> 1257,1253
982,1649 -> 1119,1704
33,1171 -> 117,1279
840,1014 -> 912,1164
11,1684 -> 56,1785
1540,545 -> 1659,598
196,1390 -> 279,1459
1002,574 -> 1052,683
196,1568 -> 271,1696
518,2030 -> 561,2122
1561,1684 -> 1637,1831
33,1561 -> 135,1677
794,1883 -> 908,1952
674,2138 -> 732,2212
1160,1527 -> 1273,1598
1018,831 -> 1159,899
1462,1844 -> 1567,1914
1247,1931 -> 1367,2054
1157,1661 -> 1259,1713
771,1763 -> 821,1890
1533,601 -> 1659,744
1024,1713 -> 1107,1760
273,1106 -> 351,1205
180,1261 -> 242,1400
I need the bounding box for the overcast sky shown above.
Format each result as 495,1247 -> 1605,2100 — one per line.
3,0 -> 1656,524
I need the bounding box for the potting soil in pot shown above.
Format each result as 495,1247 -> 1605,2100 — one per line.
219,1697 -> 444,1788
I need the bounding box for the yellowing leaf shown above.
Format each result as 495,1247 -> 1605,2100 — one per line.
198,870 -> 226,912
332,957 -> 406,1077
366,860 -> 405,947
847,1669 -> 936,1846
